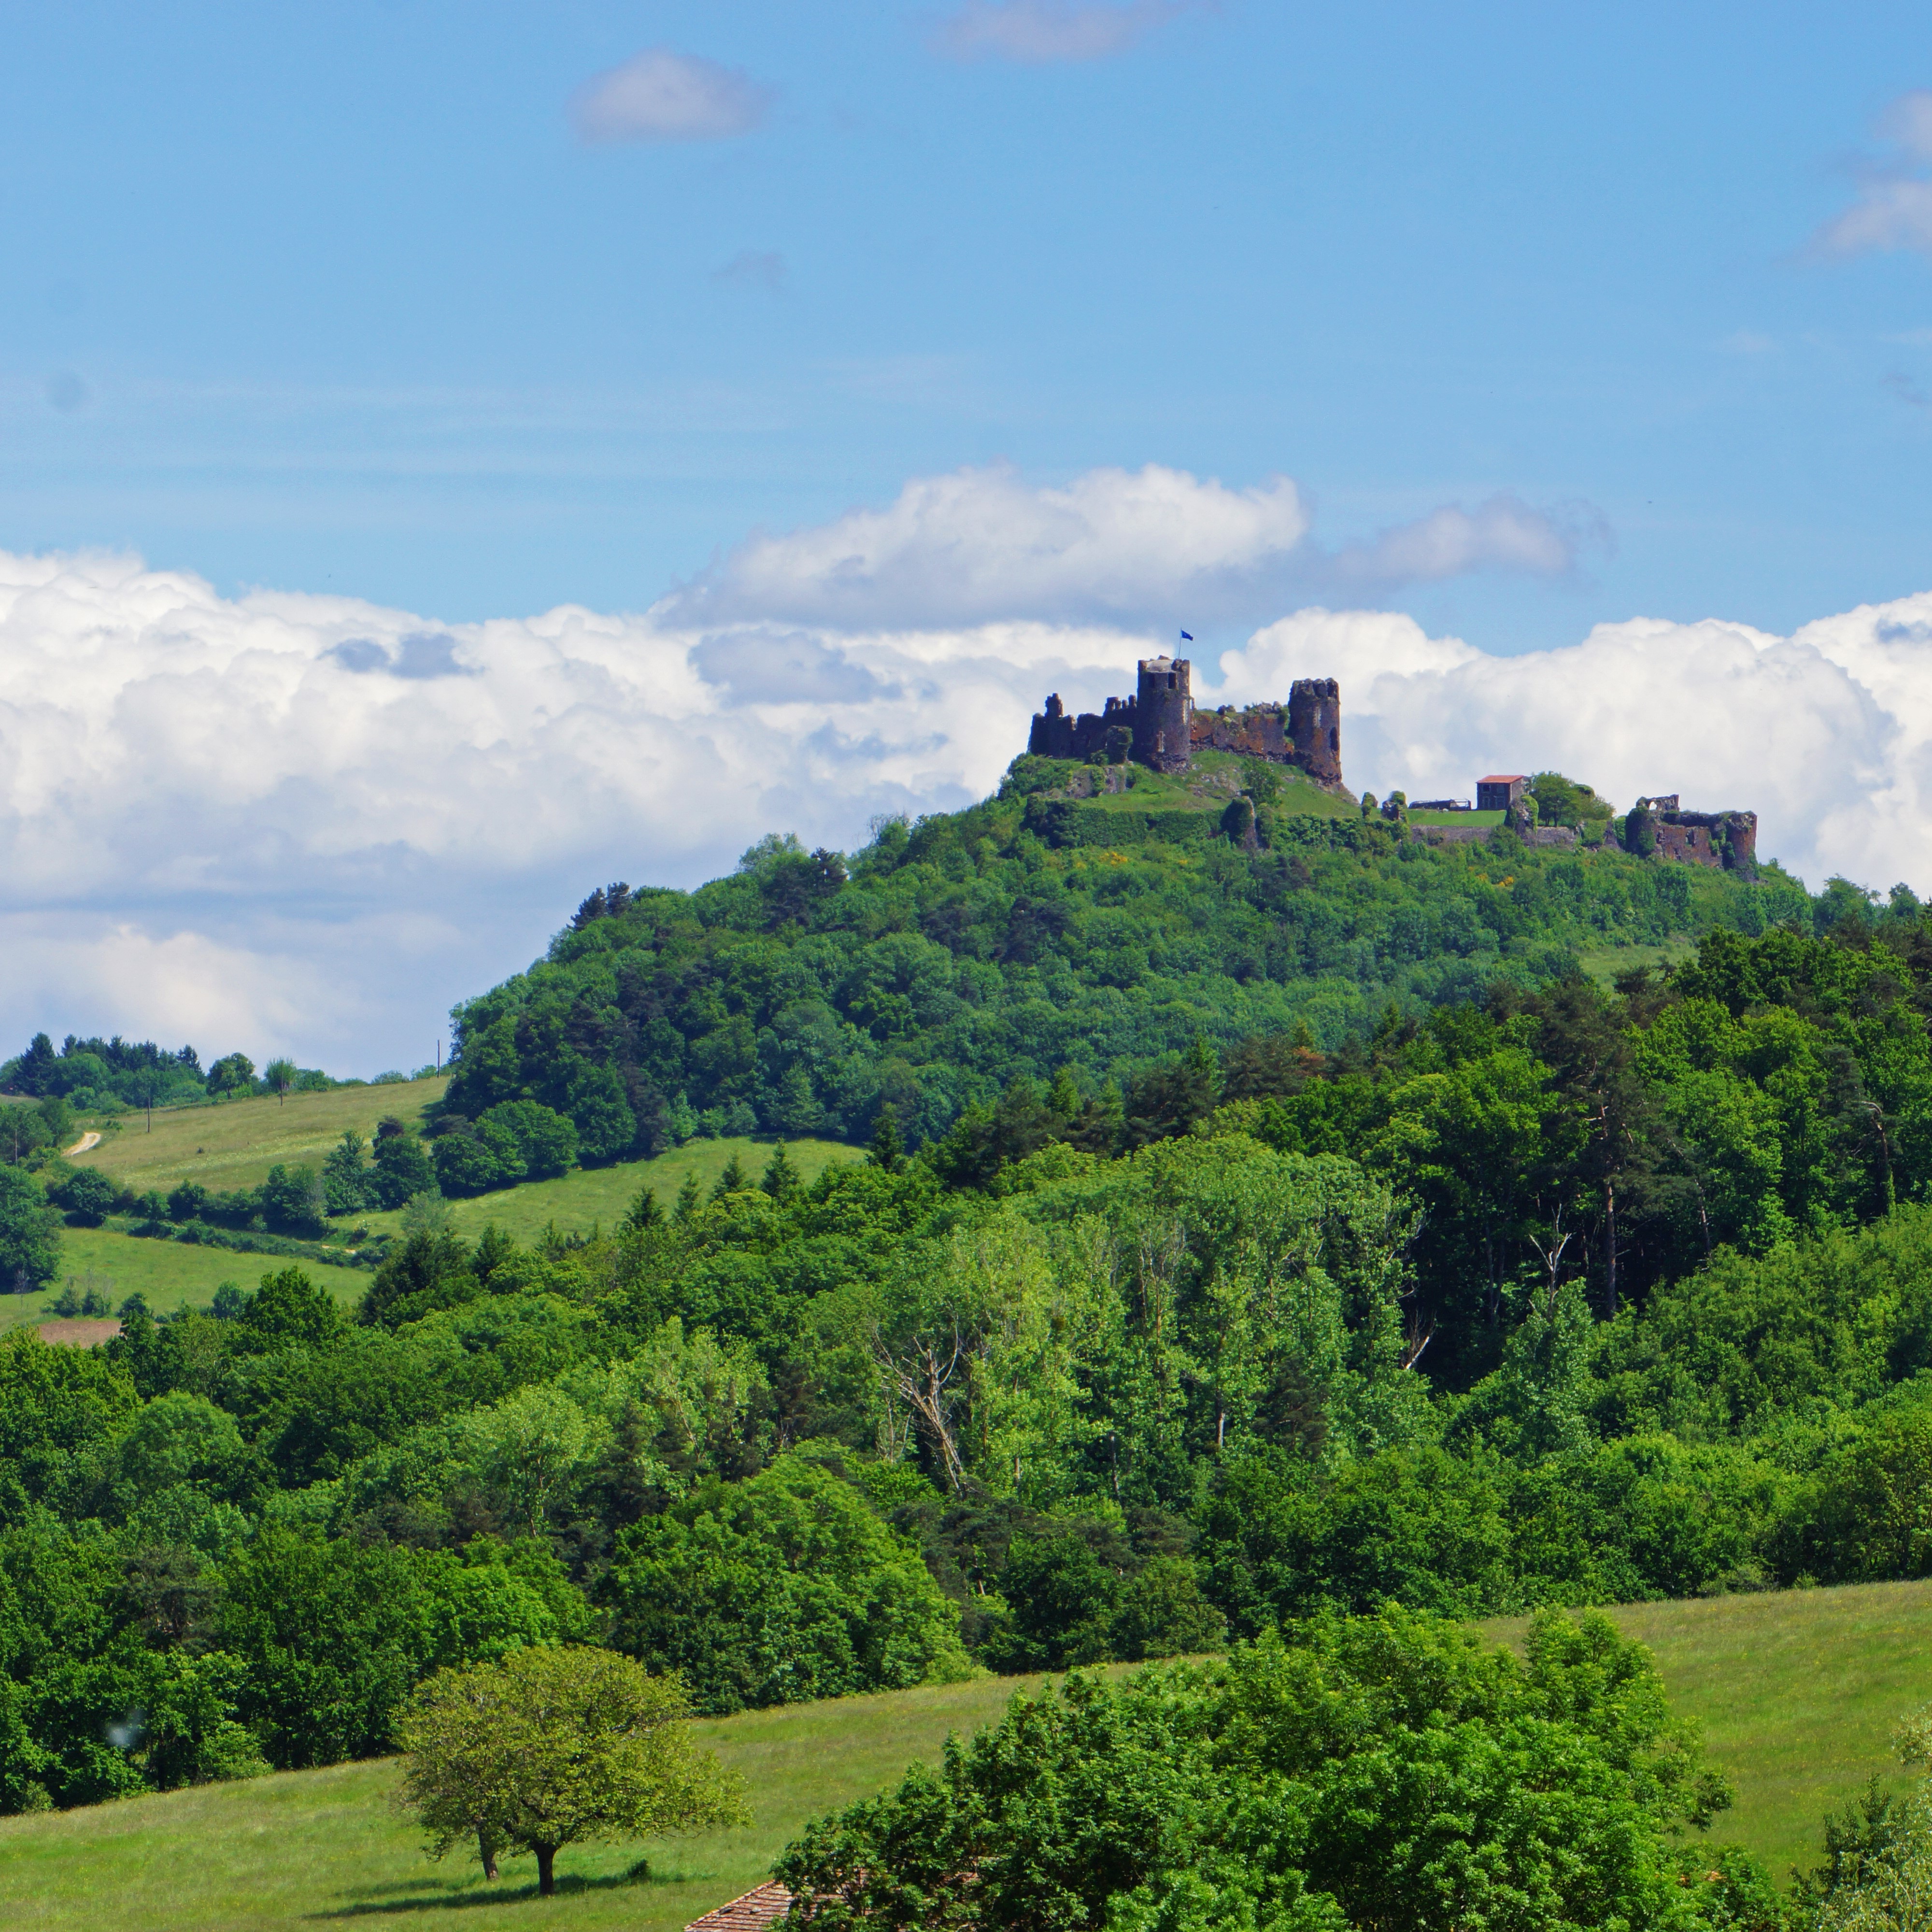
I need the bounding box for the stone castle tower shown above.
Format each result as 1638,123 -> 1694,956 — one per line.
1131,655 -> 1193,773
1286,678 -> 1342,784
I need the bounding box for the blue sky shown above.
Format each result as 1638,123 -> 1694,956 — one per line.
5,1 -> 1930,650
7,1 -> 1932,1070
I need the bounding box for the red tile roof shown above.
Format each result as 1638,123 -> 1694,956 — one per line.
1479,774 -> 1527,782
686,1881 -> 795,1932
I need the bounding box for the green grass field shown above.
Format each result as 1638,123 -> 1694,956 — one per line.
1485,1577 -> 1932,1879
5,1580 -> 1931,1928
1047,751 -> 1358,823
72,1078 -> 450,1196
1409,807 -> 1506,827
348,1136 -> 858,1249
1573,936 -> 1700,986
0,1227 -> 371,1338
0,1670 -> 1065,1932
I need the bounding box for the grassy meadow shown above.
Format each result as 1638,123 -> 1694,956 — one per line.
1485,1577 -> 1932,1879
1407,806 -> 1506,827
0,1670 -> 1063,1932
0,1227 -> 370,1338
70,1077 -> 450,1196
1573,936 -> 1701,987
346,1136 -> 858,1249
6,1580 -> 1932,1927
1067,749 -> 1357,822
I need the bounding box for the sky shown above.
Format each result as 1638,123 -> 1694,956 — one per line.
4,1 -> 1932,1072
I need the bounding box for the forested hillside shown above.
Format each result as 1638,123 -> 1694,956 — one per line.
440,760 -> 1809,1161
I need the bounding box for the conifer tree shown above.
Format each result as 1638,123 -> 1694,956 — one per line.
868,1107 -> 905,1172
760,1143 -> 800,1201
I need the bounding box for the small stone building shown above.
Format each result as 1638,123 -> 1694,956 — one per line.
1476,774 -> 1529,812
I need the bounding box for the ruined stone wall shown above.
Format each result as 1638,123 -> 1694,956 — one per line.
1028,692 -> 1136,761
1412,823 -> 1578,850
1032,661 -> 1345,787
1650,809 -> 1758,874
1187,681 -> 1346,790
1191,704 -> 1291,761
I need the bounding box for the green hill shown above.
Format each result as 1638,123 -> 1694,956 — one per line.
4,1580 -> 1929,1931
1485,1578 -> 1932,1878
442,766 -> 1804,1162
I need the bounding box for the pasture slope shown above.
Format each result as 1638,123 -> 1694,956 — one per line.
10,1131 -> 857,1340
344,1134 -> 857,1249
4,1580 -> 1932,1931
68,1078 -> 452,1197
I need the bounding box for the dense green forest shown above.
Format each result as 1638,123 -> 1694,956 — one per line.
5,759 -> 1932,1914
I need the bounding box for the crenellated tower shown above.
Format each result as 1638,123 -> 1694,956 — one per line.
1132,655 -> 1193,773
1287,678 -> 1341,784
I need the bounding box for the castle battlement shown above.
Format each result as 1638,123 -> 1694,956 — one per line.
1029,661 -> 1345,790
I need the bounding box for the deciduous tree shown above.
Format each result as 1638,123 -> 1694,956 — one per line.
395,1646 -> 745,1895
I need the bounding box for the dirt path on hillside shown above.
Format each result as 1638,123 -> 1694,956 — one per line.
38,1319 -> 120,1347
64,1131 -> 100,1155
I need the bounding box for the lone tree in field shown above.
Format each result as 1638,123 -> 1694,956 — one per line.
395,1646 -> 745,1896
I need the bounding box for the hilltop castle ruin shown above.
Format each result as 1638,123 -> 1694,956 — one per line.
1025,656 -> 1760,873
1029,656 -> 1347,790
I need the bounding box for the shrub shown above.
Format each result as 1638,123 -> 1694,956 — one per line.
51,1168 -> 118,1227
478,1101 -> 578,1181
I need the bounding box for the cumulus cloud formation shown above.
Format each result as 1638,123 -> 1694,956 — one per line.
569,48 -> 772,145
671,463 -> 1311,627
1217,602 -> 1920,886
668,464 -> 1596,627
934,0 -> 1194,62
6,530 -> 1932,1072
1813,89 -> 1932,258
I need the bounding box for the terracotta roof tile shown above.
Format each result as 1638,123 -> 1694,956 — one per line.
685,1880 -> 795,1932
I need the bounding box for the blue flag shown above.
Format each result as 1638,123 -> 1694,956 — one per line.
1179,630 -> 1193,642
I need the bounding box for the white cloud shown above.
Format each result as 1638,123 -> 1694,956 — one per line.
1334,494 -> 1595,584
8,519 -> 1932,1075
1813,90 -> 1932,259
668,462 -> 1312,627
569,48 -> 772,146
934,0 -> 1193,62
667,465 -> 1594,628
1217,602 -> 1924,887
